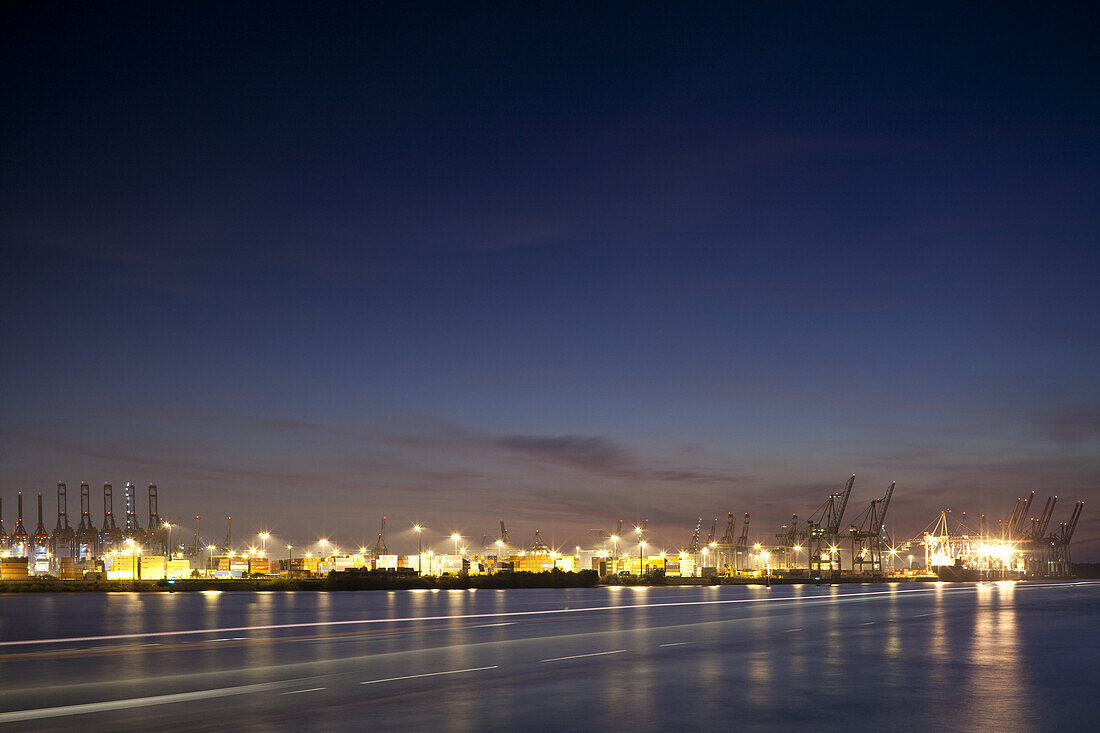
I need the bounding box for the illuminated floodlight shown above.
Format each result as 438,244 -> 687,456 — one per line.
451,533 -> 461,541
609,535 -> 619,542
793,545 -> 802,552
496,540 -> 504,547
753,543 -> 761,550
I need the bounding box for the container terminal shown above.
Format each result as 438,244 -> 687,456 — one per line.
0,477 -> 1085,583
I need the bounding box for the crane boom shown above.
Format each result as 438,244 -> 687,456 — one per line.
1037,496 -> 1057,538
1064,501 -> 1084,541
1008,497 -> 1023,537
689,518 -> 702,553
720,512 -> 737,544
373,515 -> 388,555
878,481 -> 896,533
1014,491 -> 1036,537
831,474 -> 855,532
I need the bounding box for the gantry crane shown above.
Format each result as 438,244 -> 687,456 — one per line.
688,518 -> 702,554
735,512 -> 750,570
775,513 -> 801,570
848,481 -> 896,577
716,512 -> 738,571
372,515 -> 388,557
1046,500 -> 1084,576
806,474 -> 855,578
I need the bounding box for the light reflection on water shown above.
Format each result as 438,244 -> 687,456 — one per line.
963,582 -> 1024,730
0,583 -> 1096,731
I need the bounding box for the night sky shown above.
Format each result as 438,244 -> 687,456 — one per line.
2,3 -> 1097,558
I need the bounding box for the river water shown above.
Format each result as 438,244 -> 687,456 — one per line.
0,580 -> 1097,731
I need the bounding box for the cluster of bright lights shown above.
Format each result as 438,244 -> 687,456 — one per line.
975,541 -> 1016,562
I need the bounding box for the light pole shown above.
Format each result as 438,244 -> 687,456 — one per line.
427,549 -> 434,576
287,544 -> 293,573
319,538 -> 329,562
792,544 -> 802,572
259,532 -> 269,557
163,521 -> 172,577
610,534 -> 619,572
451,533 -> 461,560
639,540 -> 647,575
414,524 -> 423,574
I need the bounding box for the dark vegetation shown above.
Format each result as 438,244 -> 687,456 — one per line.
0,569 -> 601,593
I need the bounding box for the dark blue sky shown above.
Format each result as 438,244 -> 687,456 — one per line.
2,3 -> 1097,557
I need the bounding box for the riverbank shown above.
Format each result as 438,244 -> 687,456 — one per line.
0,568 -> 1087,593
0,569 -> 600,593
